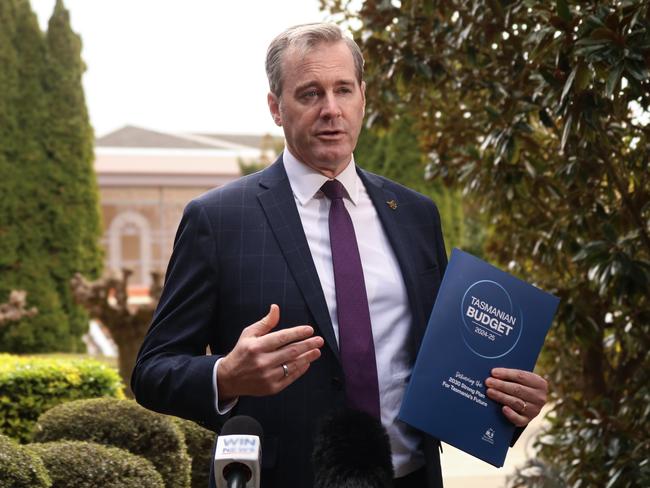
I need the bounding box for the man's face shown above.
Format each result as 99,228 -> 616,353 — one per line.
268,41 -> 366,178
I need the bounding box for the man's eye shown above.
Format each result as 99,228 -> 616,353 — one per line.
338,87 -> 352,94
303,90 -> 319,98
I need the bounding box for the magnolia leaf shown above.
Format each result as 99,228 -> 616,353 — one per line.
587,14 -> 606,27
575,62 -> 591,91
508,136 -> 521,164
524,160 -> 537,178
556,0 -> 572,23
590,27 -> 617,41
560,66 -> 578,107
624,61 -> 649,82
561,113 -> 573,153
486,0 -> 504,19
606,63 -> 624,97
485,105 -> 501,119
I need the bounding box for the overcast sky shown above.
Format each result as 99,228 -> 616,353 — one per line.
31,0 -> 331,137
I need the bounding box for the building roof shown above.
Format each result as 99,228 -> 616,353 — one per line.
97,125 -> 284,151
197,133 -> 284,150
94,125 -> 282,187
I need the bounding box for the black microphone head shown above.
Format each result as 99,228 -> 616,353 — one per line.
312,408 -> 394,488
216,415 -> 263,487
220,415 -> 264,444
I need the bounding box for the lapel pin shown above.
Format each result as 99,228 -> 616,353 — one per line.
386,200 -> 398,210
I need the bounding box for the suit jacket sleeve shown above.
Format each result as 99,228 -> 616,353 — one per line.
131,199 -> 224,431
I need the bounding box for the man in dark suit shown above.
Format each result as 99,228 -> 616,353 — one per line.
132,23 -> 549,487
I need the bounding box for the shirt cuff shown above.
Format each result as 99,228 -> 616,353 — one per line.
213,357 -> 238,414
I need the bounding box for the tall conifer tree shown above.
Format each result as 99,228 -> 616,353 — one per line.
1,0 -> 69,351
44,0 -> 102,345
0,0 -> 102,352
0,0 -> 20,273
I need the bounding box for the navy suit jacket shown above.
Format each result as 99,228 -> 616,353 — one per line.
132,155 -> 448,487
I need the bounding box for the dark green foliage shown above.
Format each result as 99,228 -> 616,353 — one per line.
0,0 -> 69,353
239,134 -> 285,175
172,417 -> 215,488
34,398 -> 191,488
0,0 -> 102,353
354,112 -> 486,255
239,159 -> 267,175
506,458 -> 564,488
42,0 -> 103,342
0,354 -> 124,442
323,0 -> 650,485
27,440 -> 164,488
0,434 -> 51,488
0,1 -> 21,273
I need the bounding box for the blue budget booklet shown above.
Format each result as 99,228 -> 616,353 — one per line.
398,248 -> 559,467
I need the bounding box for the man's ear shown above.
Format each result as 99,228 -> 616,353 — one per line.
360,81 -> 366,116
267,92 -> 282,126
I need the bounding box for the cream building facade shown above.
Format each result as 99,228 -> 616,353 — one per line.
95,125 -> 282,293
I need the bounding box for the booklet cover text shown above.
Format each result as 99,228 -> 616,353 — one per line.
398,248 -> 559,467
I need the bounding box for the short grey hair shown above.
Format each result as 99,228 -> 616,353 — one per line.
265,23 -> 364,97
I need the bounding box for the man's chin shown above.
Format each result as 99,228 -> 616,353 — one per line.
314,145 -> 352,163
296,151 -> 350,177
316,153 -> 352,170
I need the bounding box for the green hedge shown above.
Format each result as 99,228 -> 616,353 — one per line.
34,398 -> 191,488
28,440 -> 164,488
0,434 -> 51,488
172,417 -> 215,488
0,354 -> 124,442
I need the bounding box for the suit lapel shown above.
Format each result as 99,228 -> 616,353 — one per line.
358,169 -> 428,348
257,157 -> 340,362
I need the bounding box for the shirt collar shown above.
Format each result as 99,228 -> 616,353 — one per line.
283,147 -> 359,206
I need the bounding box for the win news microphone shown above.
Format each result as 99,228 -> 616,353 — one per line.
312,408 -> 394,488
214,415 -> 263,488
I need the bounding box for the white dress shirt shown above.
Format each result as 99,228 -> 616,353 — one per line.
283,149 -> 424,477
213,149 -> 425,477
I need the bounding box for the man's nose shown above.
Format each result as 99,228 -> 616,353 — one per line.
320,92 -> 341,119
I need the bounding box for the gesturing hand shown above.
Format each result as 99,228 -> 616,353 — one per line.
217,304 -> 324,402
485,368 -> 548,427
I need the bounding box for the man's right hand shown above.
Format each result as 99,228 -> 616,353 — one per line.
217,304 -> 324,402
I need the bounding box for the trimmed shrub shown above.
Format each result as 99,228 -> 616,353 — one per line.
0,434 -> 51,487
0,354 -> 124,442
34,398 -> 191,488
27,440 -> 164,488
172,417 -> 215,488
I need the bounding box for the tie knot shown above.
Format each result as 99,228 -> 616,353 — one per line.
320,179 -> 346,200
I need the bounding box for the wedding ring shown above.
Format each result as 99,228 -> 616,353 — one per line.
520,401 -> 527,415
282,364 -> 289,378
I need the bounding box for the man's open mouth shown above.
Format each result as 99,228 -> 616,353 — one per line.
316,130 -> 344,137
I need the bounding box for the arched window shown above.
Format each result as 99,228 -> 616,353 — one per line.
108,211 -> 152,286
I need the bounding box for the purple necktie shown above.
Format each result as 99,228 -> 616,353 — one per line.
321,179 -> 381,419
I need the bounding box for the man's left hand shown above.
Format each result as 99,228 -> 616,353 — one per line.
485,368 -> 548,427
